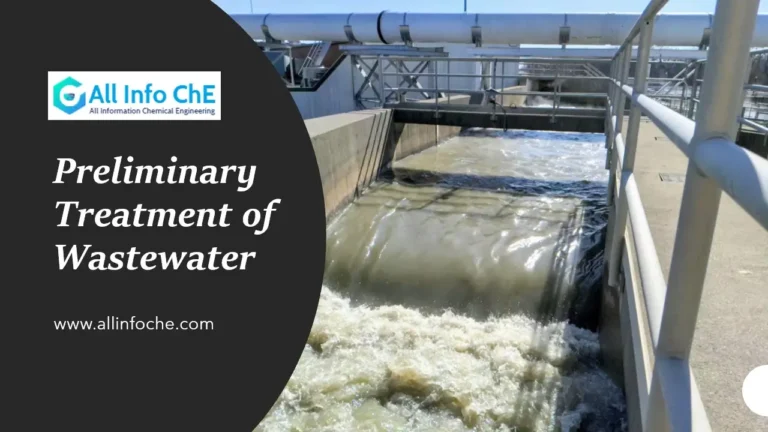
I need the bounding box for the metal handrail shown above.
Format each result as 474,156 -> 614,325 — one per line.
612,0 -> 670,60
358,56 -> 615,63
745,84 -> 768,92
384,87 -> 608,99
380,72 -> 609,80
739,116 -> 768,134
616,83 -> 768,228
604,1 -> 765,431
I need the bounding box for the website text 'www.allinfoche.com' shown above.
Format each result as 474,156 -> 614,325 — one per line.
54,316 -> 214,332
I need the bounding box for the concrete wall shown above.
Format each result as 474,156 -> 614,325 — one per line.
305,108 -> 463,219
291,56 -> 360,120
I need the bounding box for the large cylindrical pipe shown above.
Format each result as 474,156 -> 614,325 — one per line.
232,12 -> 768,46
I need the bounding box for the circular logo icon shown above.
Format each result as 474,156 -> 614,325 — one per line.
742,365 -> 768,417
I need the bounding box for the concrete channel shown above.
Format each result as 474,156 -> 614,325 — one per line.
274,108 -> 626,432
257,25 -> 768,428
292,101 -> 768,432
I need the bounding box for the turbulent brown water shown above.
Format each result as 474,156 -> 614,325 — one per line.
255,129 -> 627,432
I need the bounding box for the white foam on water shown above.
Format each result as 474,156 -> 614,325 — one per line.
255,287 -> 627,432
256,130 -> 626,431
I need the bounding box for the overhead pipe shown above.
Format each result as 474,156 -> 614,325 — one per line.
232,13 -> 768,47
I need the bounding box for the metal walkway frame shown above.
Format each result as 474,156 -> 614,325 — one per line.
340,46 -> 768,136
345,48 -> 618,130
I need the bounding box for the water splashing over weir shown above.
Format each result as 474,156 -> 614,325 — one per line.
256,129 -> 628,432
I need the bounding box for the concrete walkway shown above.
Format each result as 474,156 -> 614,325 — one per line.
633,118 -> 768,431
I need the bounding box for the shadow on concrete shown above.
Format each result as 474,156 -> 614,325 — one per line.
354,109 -> 392,200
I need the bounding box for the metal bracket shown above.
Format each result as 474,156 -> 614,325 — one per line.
472,26 -> 482,47
344,25 -> 360,44
399,25 -> 412,46
400,13 -> 413,46
344,14 -> 360,44
699,14 -> 712,50
261,15 -> 278,44
699,28 -> 711,50
472,14 -> 482,47
261,24 -> 278,44
559,15 -> 570,47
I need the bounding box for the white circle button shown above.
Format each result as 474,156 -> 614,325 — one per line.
742,365 -> 768,417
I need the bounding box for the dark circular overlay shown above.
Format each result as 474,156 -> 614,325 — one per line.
6,0 -> 325,430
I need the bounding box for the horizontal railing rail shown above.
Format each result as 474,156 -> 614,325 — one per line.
384,87 -> 608,99
358,56 -> 615,63
740,116 -> 768,134
380,72 -> 609,80
615,82 -> 768,228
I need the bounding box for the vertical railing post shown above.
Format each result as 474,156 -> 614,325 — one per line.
680,81 -> 687,113
607,57 -> 617,177
481,58 -> 490,91
289,47 -> 296,87
658,0 -> 759,359
492,59 -> 497,91
607,17 -> 654,288
646,2 -> 760,430
397,60 -> 406,103
687,63 -> 700,119
614,47 -> 632,139
447,59 -> 452,105
500,60 -> 505,107
378,55 -> 385,107
739,106 -> 746,135
609,59 -> 617,106
604,49 -> 621,270
606,59 -> 618,149
350,54 -> 357,107
611,52 -> 626,124
605,48 -> 632,266
433,59 -> 440,118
